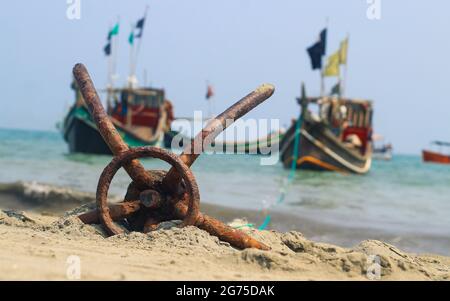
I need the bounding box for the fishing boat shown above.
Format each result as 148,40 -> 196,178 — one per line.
280,28 -> 373,174
210,131 -> 284,154
62,83 -> 175,155
422,141 -> 450,165
169,117 -> 284,155
62,9 -> 178,155
280,88 -> 373,174
373,134 -> 393,161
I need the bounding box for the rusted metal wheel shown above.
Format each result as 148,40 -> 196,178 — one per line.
96,147 -> 200,236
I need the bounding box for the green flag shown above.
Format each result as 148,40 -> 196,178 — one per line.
330,82 -> 341,96
128,31 -> 134,45
108,23 -> 120,40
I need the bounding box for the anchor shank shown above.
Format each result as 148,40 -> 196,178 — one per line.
73,63 -> 156,187
163,84 -> 275,190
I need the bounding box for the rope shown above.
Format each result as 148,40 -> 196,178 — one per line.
230,113 -> 303,231
257,114 -> 303,230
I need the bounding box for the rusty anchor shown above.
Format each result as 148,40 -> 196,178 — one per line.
74,63 -> 274,251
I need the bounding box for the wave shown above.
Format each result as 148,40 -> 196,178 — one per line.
0,181 -> 98,213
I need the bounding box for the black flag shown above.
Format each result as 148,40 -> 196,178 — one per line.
135,17 -> 146,38
306,28 -> 327,70
104,42 -> 111,56
319,28 -> 327,55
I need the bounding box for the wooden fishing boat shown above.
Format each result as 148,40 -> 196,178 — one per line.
62,83 -> 175,155
422,142 -> 450,165
373,145 -> 393,161
168,127 -> 284,155
373,134 -> 393,161
62,10 -> 180,155
209,131 -> 284,154
280,91 -> 373,174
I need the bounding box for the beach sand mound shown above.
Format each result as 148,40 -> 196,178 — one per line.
0,207 -> 448,280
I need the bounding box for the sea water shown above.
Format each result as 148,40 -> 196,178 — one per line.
1,128 -> 449,255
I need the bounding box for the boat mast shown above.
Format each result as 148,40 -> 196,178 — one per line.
106,17 -> 120,113
111,16 -> 120,88
106,22 -> 113,112
320,18 -> 329,97
341,33 -> 350,97
128,21 -> 137,89
134,5 -> 149,87
128,5 -> 149,89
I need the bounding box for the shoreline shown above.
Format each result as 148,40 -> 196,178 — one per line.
0,181 -> 449,280
1,181 -> 449,257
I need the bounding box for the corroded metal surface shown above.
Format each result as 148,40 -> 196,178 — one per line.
95,147 -> 200,236
73,63 -> 156,188
163,83 -> 275,192
74,63 -> 273,251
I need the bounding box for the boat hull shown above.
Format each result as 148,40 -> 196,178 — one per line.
62,106 -> 164,155
280,121 -> 372,174
373,150 -> 392,161
65,116 -> 113,155
165,130 -> 283,155
422,150 -> 450,165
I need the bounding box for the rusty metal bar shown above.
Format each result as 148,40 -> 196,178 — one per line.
163,84 -> 275,190
173,201 -> 270,250
78,201 -> 141,224
72,63 -> 155,187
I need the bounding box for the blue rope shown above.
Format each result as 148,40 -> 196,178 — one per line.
258,114 -> 303,230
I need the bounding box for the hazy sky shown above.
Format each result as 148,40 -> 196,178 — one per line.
1,0 -> 449,154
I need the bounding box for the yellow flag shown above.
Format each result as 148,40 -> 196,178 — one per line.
339,38 -> 349,65
324,51 -> 340,77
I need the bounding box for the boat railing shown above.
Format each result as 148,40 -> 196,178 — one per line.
297,96 -> 372,107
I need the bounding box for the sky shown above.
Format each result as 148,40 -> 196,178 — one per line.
1,0 -> 449,154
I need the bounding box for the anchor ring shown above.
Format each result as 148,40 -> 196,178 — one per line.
96,146 -> 200,236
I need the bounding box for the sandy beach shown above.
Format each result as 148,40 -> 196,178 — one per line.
0,182 -> 449,281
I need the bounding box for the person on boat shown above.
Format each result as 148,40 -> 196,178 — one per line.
162,99 -> 174,131
344,134 -> 363,149
328,101 -> 347,137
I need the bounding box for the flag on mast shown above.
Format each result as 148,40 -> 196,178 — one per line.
108,23 -> 120,40
104,43 -> 112,56
206,84 -> 214,100
128,31 -> 135,45
330,82 -> 341,96
323,50 -> 340,77
128,12 -> 147,44
339,37 -> 349,65
306,28 -> 327,70
135,18 -> 146,38
104,23 -> 119,56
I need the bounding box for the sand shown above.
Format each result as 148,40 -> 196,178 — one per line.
0,182 -> 449,281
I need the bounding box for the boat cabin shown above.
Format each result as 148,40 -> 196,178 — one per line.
298,96 -> 373,154
109,88 -> 166,128
71,78 -> 172,141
